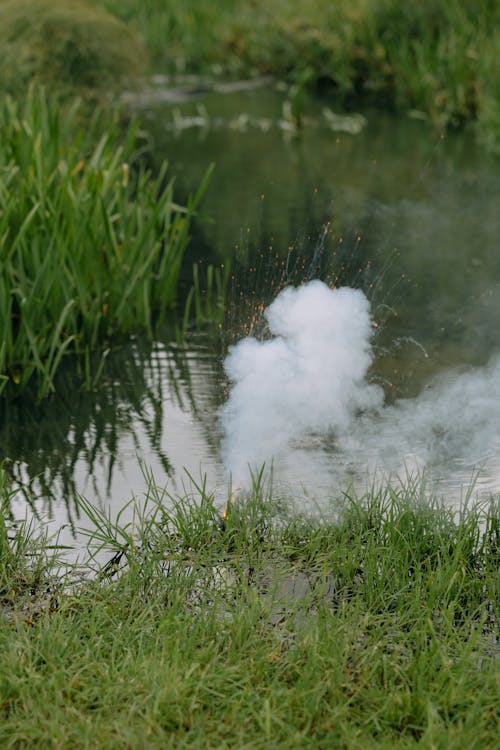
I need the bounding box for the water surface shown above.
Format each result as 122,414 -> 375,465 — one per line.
3,80 -> 500,544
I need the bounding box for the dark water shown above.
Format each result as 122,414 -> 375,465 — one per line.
3,80 -> 500,547
139,81 -> 500,396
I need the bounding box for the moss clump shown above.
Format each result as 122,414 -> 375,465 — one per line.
0,0 -> 148,95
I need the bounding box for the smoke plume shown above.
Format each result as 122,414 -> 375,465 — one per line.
220,280 -> 383,485
220,280 -> 500,501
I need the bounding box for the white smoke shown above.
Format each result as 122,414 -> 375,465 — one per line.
352,357 -> 500,483
220,280 -> 383,485
220,279 -> 500,502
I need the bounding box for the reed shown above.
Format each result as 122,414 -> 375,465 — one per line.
181,260 -> 232,336
0,87 -> 207,398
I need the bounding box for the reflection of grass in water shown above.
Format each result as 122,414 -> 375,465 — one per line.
0,332 -> 216,525
182,261 -> 232,332
1,472 -> 498,747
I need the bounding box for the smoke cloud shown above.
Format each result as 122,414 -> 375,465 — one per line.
220,280 -> 383,485
220,280 -> 500,502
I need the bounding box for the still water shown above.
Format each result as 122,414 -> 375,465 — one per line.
3,80 -> 500,546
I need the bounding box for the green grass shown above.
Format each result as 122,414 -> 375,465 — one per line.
0,466 -> 63,612
1,470 -> 498,748
97,0 -> 500,149
0,87 -> 209,398
96,0 -> 239,75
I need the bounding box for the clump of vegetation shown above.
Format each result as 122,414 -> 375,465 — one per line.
0,87 -> 208,398
98,0 -> 239,74
0,473 -> 498,747
0,0 -> 148,95
0,463 -> 61,610
222,0 -> 500,146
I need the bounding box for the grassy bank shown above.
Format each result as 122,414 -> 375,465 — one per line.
1,472 -> 498,748
0,87 -> 207,398
97,0 -> 500,148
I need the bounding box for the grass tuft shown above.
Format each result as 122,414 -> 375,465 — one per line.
0,463 -> 64,612
0,87 -> 208,398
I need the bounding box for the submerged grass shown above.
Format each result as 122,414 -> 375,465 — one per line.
1,472 -> 498,748
0,87 -> 209,398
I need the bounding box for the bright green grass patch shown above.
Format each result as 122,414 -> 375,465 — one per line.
1,471 -> 498,748
0,87 -> 209,398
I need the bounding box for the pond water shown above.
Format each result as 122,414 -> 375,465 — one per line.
3,80 -> 500,549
